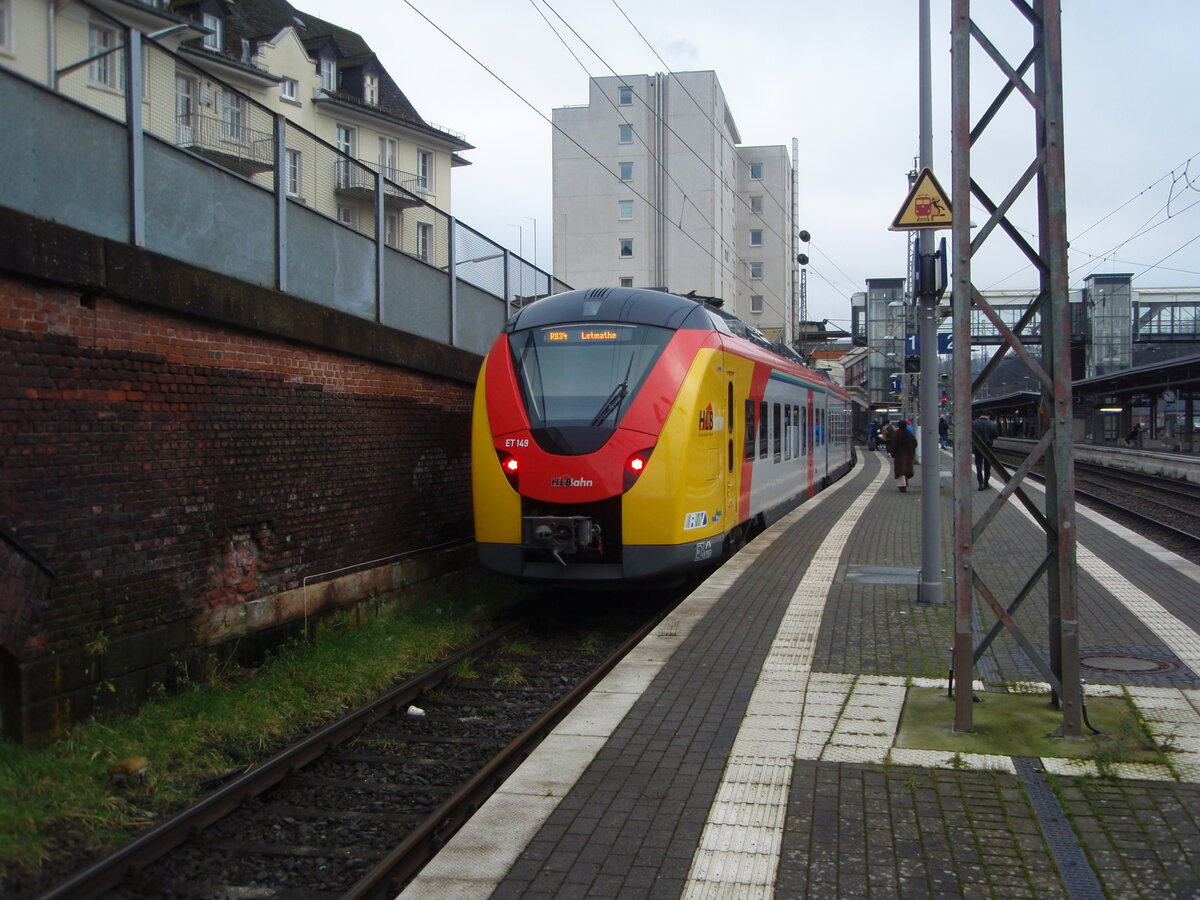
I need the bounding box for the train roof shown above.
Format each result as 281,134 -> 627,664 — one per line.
506,287 -> 808,365
505,287 -> 715,334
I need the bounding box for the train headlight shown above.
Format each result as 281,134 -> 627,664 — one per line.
624,448 -> 654,492
497,450 -> 520,489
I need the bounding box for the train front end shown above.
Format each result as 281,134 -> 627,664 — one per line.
471,288 -> 730,584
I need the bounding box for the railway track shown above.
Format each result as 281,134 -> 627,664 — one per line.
41,596 -> 677,900
992,449 -> 1200,564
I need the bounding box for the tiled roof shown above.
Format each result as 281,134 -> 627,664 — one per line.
173,0 -> 440,134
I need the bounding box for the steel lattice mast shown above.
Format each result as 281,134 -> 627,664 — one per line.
950,0 -> 1081,736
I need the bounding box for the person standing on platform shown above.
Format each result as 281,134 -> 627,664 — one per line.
888,419 -> 917,492
972,410 -> 1000,490
938,416 -> 949,449
868,419 -> 880,451
1125,422 -> 1142,447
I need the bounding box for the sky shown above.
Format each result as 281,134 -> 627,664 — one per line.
297,0 -> 1200,330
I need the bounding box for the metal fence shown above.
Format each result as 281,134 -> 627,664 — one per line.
37,0 -> 568,349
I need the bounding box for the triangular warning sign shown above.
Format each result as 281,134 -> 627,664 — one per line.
890,167 -> 953,230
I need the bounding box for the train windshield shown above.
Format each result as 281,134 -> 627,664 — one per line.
510,323 -> 671,448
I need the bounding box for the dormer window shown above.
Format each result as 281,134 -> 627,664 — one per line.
364,73 -> 378,106
319,57 -> 336,92
202,13 -> 222,51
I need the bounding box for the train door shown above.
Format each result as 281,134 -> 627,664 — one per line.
725,375 -> 737,527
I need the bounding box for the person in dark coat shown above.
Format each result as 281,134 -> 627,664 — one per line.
888,419 -> 917,492
972,411 -> 1000,489
938,416 -> 949,449
1125,423 -> 1142,447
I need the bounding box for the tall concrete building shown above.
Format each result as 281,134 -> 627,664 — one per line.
552,71 -> 796,342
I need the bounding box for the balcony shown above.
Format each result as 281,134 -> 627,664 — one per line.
333,160 -> 428,209
176,112 -> 274,178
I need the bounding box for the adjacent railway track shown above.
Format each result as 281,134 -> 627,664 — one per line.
992,449 -> 1200,564
42,596 -> 677,900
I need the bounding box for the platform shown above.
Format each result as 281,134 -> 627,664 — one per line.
401,448 -> 1200,899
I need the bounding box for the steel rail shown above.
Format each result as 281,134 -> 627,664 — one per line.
994,450 -> 1200,549
342,602 -> 674,900
38,618 -> 531,900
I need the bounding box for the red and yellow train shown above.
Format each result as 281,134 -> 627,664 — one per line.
471,287 -> 855,584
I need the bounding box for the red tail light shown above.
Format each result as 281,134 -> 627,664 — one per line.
624,448 -> 653,491
497,451 -> 520,489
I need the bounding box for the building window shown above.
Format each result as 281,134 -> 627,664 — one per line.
378,137 -> 398,181
364,73 -> 378,106
618,200 -> 633,220
750,262 -> 763,279
751,295 -> 763,313
285,149 -> 302,196
320,57 -> 337,92
0,0 -> 12,53
220,90 -> 244,143
202,13 -> 222,52
618,123 -> 633,143
750,162 -> 763,179
750,229 -> 763,246
751,195 -> 763,213
619,239 -> 633,258
280,78 -> 298,101
337,206 -> 355,227
620,277 -> 633,287
417,222 -> 432,261
335,124 -> 355,187
175,74 -> 196,143
87,23 -> 121,90
618,161 -> 633,181
385,212 -> 399,247
618,85 -> 633,105
416,150 -> 432,192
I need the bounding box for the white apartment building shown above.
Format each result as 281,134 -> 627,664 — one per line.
552,71 -> 796,341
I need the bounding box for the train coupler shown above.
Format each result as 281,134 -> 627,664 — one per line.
523,515 -> 600,565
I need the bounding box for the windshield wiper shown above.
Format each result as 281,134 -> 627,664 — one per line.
590,355 -> 635,427
590,381 -> 628,426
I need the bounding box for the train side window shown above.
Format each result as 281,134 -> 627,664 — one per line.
759,401 -> 768,459
783,405 -> 791,460
773,403 -> 782,463
801,407 -> 808,454
793,405 -> 800,457
744,399 -> 756,461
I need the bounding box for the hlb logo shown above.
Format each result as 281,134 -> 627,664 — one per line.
699,403 -> 715,432
551,475 -> 593,487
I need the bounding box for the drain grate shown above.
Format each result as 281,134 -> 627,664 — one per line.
1013,757 -> 1106,900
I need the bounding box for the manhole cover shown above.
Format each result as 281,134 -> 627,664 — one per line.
1080,653 -> 1180,675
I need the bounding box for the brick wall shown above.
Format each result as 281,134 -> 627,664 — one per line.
0,211 -> 484,742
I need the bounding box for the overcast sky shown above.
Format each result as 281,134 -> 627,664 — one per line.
299,0 -> 1200,328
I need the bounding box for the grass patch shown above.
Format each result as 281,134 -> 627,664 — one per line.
896,686 -> 1158,763
0,577 -> 535,883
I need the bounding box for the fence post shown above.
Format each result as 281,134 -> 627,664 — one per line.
503,248 -> 511,321
448,216 -> 458,346
375,170 -> 384,322
125,28 -> 145,247
273,114 -> 287,293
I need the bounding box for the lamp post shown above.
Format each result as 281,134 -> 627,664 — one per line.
915,0 -> 944,606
